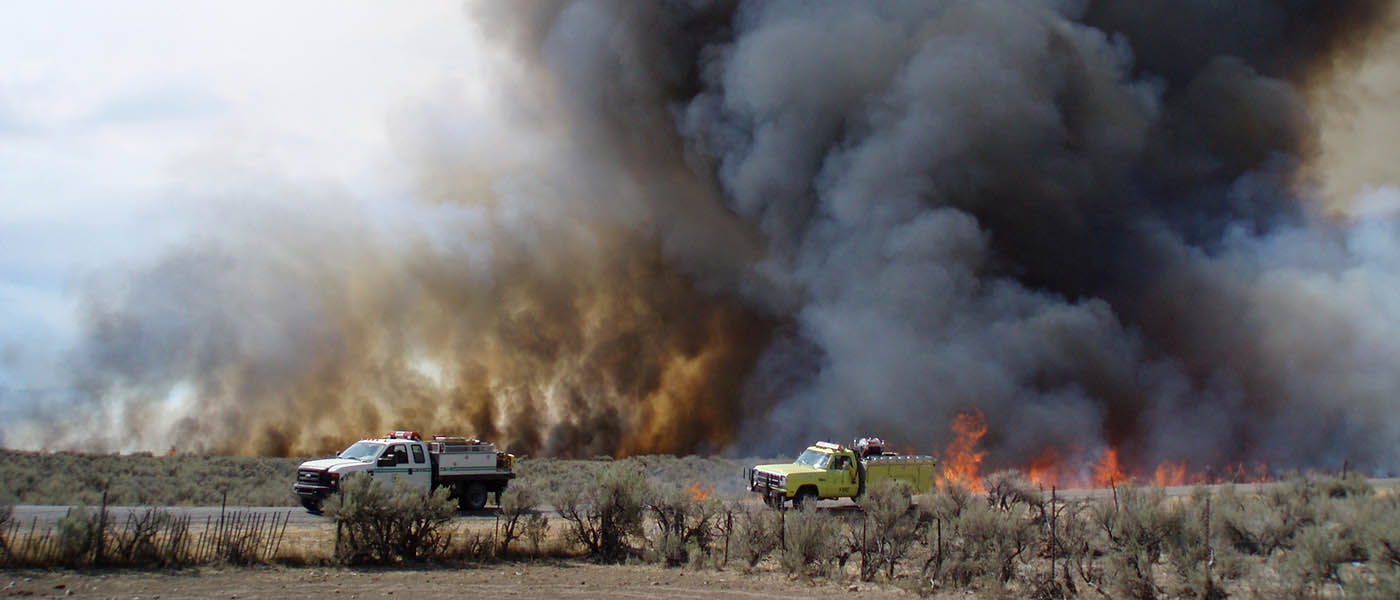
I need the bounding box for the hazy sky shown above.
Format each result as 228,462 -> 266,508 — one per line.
0,1 -> 489,396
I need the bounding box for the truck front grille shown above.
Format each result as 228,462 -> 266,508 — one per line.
298,469 -> 331,486
754,470 -> 782,490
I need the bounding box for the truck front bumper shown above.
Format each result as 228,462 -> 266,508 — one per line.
293,484 -> 335,500
747,469 -> 788,499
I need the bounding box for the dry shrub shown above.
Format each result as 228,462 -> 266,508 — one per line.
497,482 -> 541,555
927,483 -> 974,522
1342,501 -> 1400,600
1317,472 -> 1373,499
927,495 -> 1038,593
324,474 -> 457,564
984,470 -> 1043,512
55,506 -> 102,567
702,499 -> 743,570
853,479 -> 928,582
1344,570 -> 1400,600
647,485 -> 722,567
732,506 -> 781,570
112,508 -> 192,568
1213,484 -> 1265,555
1283,523 -> 1350,596
1213,476 -> 1330,560
1259,477 -> 1322,552
453,529 -> 496,562
781,506 -> 840,578
1358,495 -> 1400,567
1058,500 -> 1107,597
1091,485 -> 1175,600
0,504 -> 11,562
524,512 -> 551,556
554,460 -> 650,563
1161,486 -> 1233,600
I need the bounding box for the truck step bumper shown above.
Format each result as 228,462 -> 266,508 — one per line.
293,484 -> 334,498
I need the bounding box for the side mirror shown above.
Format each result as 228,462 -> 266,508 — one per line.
377,455 -> 395,467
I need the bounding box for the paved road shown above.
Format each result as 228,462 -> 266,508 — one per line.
12,478 -> 1398,525
7,505 -> 506,526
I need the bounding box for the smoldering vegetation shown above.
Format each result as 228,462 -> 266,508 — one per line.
7,0 -> 1400,484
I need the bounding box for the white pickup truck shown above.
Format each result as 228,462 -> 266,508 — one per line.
292,431 -> 515,513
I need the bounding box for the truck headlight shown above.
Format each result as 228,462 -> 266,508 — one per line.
778,475 -> 786,487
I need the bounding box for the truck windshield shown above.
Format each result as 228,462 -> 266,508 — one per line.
795,449 -> 831,469
339,442 -> 385,461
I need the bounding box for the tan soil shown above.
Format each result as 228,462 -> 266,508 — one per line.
2,563 -> 915,600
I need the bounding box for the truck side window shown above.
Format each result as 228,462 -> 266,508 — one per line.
392,445 -> 408,465
411,445 -> 426,464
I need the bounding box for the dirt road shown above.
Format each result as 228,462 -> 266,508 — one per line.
2,563 -> 911,599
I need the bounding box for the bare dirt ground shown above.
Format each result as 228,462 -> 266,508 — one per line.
2,563 -> 913,600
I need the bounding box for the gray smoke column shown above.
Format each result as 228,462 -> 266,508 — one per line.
670,0 -> 1400,476
13,0 -> 1400,479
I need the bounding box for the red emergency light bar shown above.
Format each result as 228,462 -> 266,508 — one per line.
386,430 -> 422,440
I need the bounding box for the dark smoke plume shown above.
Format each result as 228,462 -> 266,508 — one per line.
11,0 -> 1400,478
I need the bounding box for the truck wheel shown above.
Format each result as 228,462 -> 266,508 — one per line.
462,483 -> 488,511
301,498 -> 322,514
794,488 -> 817,511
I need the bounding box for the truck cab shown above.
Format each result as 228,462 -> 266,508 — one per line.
747,442 -> 859,508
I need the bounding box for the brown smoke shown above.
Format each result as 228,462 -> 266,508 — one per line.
36,1 -> 774,457
1301,2 -> 1400,215
66,210 -> 770,458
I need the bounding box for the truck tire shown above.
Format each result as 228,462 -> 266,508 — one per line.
461,482 -> 488,511
793,487 -> 818,511
301,497 -> 322,514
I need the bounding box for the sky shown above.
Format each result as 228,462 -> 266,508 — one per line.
0,1 -> 489,401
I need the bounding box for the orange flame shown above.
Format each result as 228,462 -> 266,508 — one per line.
1224,461 -> 1273,483
940,409 -> 988,493
688,481 -> 713,503
992,445 -> 1277,490
1027,447 -> 1060,488
1154,460 -> 1188,487
1092,446 -> 1125,488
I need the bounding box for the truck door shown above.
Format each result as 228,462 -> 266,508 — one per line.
405,443 -> 432,490
831,455 -> 859,497
380,443 -> 411,490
